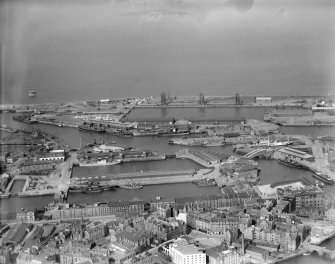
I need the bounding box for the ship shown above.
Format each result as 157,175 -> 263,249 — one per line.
158,131 -> 190,137
277,158 -> 309,170
78,123 -> 105,133
12,115 -> 38,124
82,185 -> 104,193
79,159 -> 121,167
28,91 -> 36,97
316,136 -> 335,141
311,171 -> 334,185
118,131 -> 133,137
102,185 -> 115,191
120,180 -> 143,189
202,141 -> 225,147
168,138 -> 205,146
131,130 -> 159,136
68,186 -> 84,193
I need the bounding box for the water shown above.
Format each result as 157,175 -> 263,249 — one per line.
1,0 -> 335,104
124,107 -> 267,122
1,108 -> 335,264
9,180 -> 25,194
1,0 -> 335,261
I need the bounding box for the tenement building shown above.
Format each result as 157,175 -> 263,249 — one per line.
45,201 -> 145,219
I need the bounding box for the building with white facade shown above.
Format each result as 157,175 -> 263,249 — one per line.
167,238 -> 206,264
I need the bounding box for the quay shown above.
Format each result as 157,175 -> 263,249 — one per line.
34,119 -> 78,128
72,169 -> 203,186
176,149 -> 226,168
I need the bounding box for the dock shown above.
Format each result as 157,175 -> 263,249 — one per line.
72,169 -> 202,186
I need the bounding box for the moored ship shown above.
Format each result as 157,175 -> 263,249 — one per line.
277,158 -> 309,170
79,159 -> 121,167
82,185 -> 104,193
78,123 -> 105,133
202,141 -> 225,147
68,186 -> 84,193
158,130 -> 190,137
311,171 -> 334,185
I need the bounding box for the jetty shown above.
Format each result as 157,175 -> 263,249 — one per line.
71,168 -> 223,186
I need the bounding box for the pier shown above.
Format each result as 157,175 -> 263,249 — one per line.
72,169 -> 198,185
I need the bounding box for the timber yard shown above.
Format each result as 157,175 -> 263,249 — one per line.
1,93 -> 335,263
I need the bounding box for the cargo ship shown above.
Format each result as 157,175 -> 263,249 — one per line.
277,158 -> 309,170
78,123 -> 105,133
311,171 -> 334,185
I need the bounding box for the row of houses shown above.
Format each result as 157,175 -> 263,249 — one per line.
44,201 -> 145,220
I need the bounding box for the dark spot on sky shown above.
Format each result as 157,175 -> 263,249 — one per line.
225,0 -> 255,13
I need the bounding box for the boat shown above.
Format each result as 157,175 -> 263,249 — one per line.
317,136 -> 335,141
168,138 -> 205,146
120,180 -> 143,189
157,127 -> 190,137
277,158 -> 309,170
131,130 -> 159,136
118,131 -> 133,137
202,141 -> 225,147
196,178 -> 217,187
28,91 -> 36,97
12,115 -> 38,124
79,159 -> 121,167
303,252 -> 311,256
158,131 -> 190,137
68,186 -> 84,193
82,185 -> 104,193
78,123 -> 105,133
311,171 -> 334,185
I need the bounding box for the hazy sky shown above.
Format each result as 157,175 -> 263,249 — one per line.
1,0 -> 335,103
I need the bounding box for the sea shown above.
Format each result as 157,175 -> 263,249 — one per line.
1,0 -> 335,104
1,0 -> 335,262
